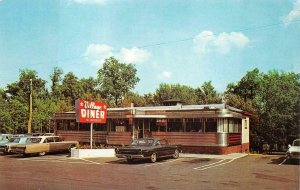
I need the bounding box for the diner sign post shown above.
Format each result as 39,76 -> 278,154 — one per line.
75,99 -> 107,149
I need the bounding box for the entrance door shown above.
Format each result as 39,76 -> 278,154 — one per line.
136,119 -> 144,139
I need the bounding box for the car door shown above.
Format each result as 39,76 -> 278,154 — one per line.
53,137 -> 67,152
30,137 -> 49,153
47,137 -> 59,152
155,139 -> 169,156
160,139 -> 174,156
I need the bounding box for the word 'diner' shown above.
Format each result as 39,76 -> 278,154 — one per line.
80,109 -> 105,119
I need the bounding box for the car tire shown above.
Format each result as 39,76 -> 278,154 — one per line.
38,152 -> 46,156
150,153 -> 157,163
173,149 -> 179,159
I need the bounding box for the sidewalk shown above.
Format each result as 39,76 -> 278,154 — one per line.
180,153 -> 248,160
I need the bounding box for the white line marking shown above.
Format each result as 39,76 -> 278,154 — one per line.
195,159 -> 235,171
80,158 -> 104,165
18,156 -> 70,161
193,159 -> 226,170
194,154 -> 247,171
279,158 -> 287,165
21,159 -> 94,164
144,158 -> 183,167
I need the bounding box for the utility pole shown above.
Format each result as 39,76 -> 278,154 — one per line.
28,79 -> 33,134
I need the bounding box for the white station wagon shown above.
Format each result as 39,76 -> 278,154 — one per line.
11,136 -> 79,156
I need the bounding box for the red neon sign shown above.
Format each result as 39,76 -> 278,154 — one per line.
75,99 -> 107,123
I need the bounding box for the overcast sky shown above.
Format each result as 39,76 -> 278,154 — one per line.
0,0 -> 299,94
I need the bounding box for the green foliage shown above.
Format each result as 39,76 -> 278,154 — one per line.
226,68 -> 300,149
255,71 -> 300,145
61,72 -> 84,104
121,91 -> 147,107
196,81 -> 222,104
97,57 -> 140,106
154,83 -> 197,105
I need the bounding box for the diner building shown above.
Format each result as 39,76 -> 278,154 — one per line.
53,102 -> 250,154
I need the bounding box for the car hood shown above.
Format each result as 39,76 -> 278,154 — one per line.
288,146 -> 300,152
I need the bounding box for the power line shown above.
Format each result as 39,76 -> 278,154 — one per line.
138,19 -> 300,49
0,19 -> 299,76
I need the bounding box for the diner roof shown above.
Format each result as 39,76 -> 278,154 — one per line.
109,104 -> 244,113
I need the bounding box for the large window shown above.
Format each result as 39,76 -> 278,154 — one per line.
167,119 -> 183,132
186,118 -> 203,132
216,118 -> 241,133
205,118 -> 217,132
109,118 -> 129,132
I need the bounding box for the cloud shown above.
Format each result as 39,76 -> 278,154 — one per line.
119,47 -> 151,64
158,71 -> 172,79
83,44 -> 151,66
71,0 -> 107,5
282,0 -> 300,26
83,43 -> 113,66
193,31 -> 250,54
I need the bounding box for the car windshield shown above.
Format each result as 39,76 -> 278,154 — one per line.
131,139 -> 154,146
12,138 -> 20,143
293,140 -> 300,146
26,138 -> 42,143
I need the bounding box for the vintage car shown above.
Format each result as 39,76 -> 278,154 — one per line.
0,136 -> 33,154
10,136 -> 79,156
115,138 -> 181,163
0,134 -> 13,144
286,139 -> 300,160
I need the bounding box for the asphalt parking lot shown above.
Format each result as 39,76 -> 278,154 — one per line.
0,153 -> 299,190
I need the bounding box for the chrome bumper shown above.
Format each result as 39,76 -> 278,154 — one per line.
115,154 -> 145,159
287,152 -> 300,159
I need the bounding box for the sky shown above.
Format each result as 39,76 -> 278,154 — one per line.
0,0 -> 299,94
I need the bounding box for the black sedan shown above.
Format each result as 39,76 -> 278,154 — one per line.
115,138 -> 181,163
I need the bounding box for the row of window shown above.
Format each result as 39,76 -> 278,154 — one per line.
56,118 -> 242,133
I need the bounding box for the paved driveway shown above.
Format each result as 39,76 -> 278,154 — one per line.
0,153 -> 299,190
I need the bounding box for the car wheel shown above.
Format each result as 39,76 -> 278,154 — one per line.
38,152 -> 46,156
150,153 -> 157,163
173,149 -> 179,159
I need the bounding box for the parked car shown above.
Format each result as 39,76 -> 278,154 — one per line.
11,136 -> 79,156
0,134 -> 13,143
286,139 -> 300,160
115,138 -> 181,163
0,136 -> 33,154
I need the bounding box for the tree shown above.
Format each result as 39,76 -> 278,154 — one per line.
232,68 -> 261,101
4,69 -> 47,133
255,71 -> 300,146
50,67 -> 63,98
225,68 -> 300,151
121,91 -> 147,107
196,81 -> 222,104
79,77 -> 98,100
153,83 -> 197,105
61,72 -> 84,105
97,57 -> 140,106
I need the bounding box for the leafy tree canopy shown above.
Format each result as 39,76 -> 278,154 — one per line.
97,57 -> 140,106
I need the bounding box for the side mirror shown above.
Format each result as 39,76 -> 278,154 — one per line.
288,144 -> 291,148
